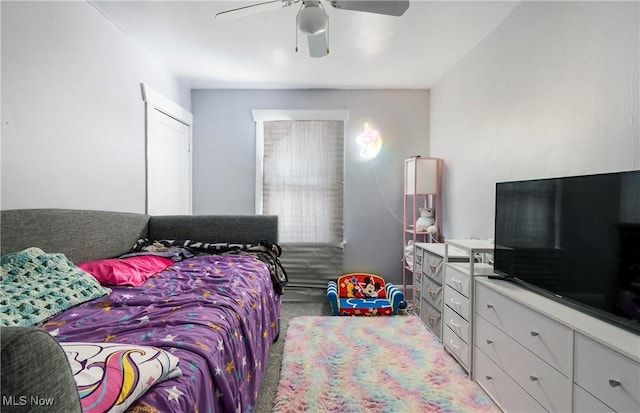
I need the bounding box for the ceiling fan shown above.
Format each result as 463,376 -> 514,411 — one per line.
215,0 -> 410,58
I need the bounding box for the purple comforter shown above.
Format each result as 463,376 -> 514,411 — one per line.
41,253 -> 282,413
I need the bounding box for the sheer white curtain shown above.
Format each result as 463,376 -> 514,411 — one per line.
261,119 -> 344,300
263,120 -> 343,242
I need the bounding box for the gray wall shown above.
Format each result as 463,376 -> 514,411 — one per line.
192,89 -> 429,282
1,1 -> 190,213
430,1 -> 640,240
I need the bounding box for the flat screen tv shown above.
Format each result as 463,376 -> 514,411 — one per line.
493,170 -> 640,335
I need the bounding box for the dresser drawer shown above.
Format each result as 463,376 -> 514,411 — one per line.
573,384 -> 615,413
415,247 -> 423,268
574,333 -> 640,413
414,269 -> 422,288
444,286 -> 470,320
422,275 -> 444,309
476,314 -> 572,412
475,282 -> 572,376
475,348 -> 546,413
420,300 -> 442,338
423,251 -> 445,283
444,325 -> 469,370
415,263 -> 422,276
445,264 -> 471,297
413,301 -> 421,315
444,303 -> 469,344
414,288 -> 422,304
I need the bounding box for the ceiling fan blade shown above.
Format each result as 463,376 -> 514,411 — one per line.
307,31 -> 329,58
329,0 -> 409,16
215,0 -> 292,20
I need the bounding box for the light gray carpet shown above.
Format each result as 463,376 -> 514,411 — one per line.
256,301 -> 333,412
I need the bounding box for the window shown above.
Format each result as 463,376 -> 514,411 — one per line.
253,110 -> 348,300
262,120 -> 343,243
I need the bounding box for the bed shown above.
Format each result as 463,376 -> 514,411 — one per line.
0,209 -> 285,413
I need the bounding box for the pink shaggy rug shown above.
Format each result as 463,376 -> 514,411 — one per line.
272,316 -> 499,413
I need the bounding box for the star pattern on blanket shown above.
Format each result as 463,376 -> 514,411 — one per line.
226,361 -> 234,373
208,322 -> 222,330
160,334 -> 177,342
166,385 -> 184,402
42,252 -> 282,412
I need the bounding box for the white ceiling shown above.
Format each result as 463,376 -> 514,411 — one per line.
91,1 -> 519,89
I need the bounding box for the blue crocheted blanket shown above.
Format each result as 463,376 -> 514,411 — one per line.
0,247 -> 110,326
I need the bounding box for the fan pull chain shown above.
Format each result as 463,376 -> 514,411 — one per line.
318,0 -> 329,55
295,1 -> 302,53
326,14 -> 330,54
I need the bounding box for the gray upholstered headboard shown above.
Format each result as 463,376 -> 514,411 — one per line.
0,209 -> 278,263
148,215 -> 279,245
0,209 -> 150,263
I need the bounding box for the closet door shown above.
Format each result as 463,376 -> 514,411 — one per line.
143,84 -> 192,216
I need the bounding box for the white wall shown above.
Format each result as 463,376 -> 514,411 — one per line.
1,1 -> 190,213
191,89 -> 429,282
430,1 -> 640,240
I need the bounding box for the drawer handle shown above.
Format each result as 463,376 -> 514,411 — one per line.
450,319 -> 461,328
486,304 -> 495,309
451,277 -> 462,288
449,340 -> 461,350
485,375 -> 493,381
530,331 -> 540,337
428,288 -> 437,296
486,339 -> 493,344
427,314 -> 436,322
450,298 -> 461,306
429,263 -> 437,270
529,375 -> 539,382
608,379 -> 621,388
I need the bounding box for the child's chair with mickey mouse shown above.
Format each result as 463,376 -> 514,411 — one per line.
326,273 -> 406,316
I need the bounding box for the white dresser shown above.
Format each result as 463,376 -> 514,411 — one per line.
442,239 -> 494,374
413,242 -> 467,340
474,277 -> 640,413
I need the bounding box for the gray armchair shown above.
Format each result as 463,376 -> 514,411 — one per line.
1,327 -> 81,412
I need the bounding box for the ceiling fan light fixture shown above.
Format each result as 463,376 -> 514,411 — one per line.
297,3 -> 328,35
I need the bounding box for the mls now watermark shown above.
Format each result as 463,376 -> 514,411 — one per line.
2,395 -> 55,407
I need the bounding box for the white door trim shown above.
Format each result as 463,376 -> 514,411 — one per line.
142,84 -> 193,125
141,83 -> 193,215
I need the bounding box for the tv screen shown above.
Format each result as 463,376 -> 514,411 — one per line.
493,170 -> 640,334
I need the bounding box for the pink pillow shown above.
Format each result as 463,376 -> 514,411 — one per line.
78,256 -> 173,286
